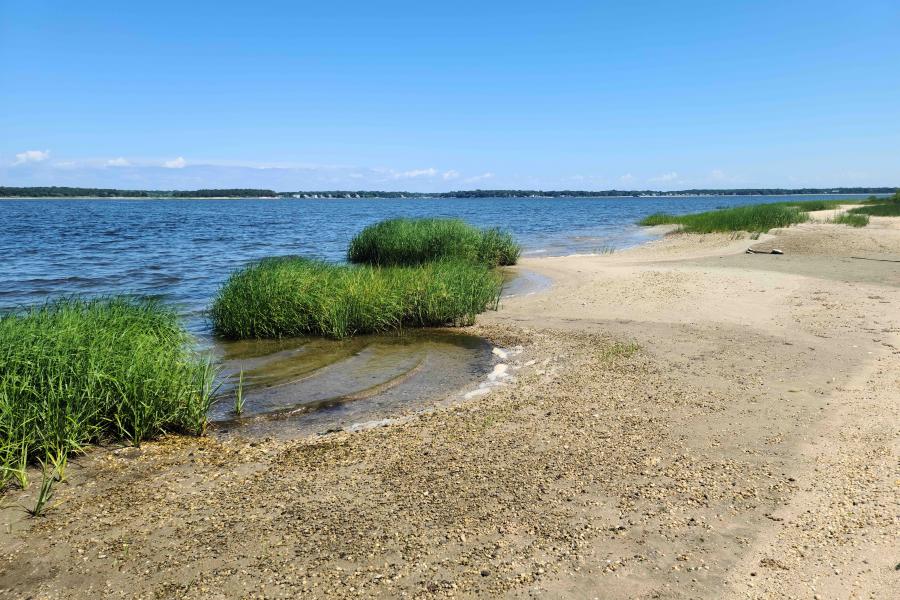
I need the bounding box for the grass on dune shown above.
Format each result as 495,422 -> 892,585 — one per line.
860,191 -> 900,205
843,192 -> 900,217
833,212 -> 870,227
770,199 -> 845,212
849,204 -> 900,216
0,297 -> 215,490
211,256 -> 503,339
638,203 -> 810,233
348,218 -> 521,267
639,193 -> 900,233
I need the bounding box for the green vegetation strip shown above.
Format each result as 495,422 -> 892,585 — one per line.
848,193 -> 900,217
844,191 -> 900,218
833,213 -> 870,227
639,193 -> 900,233
348,218 -> 521,267
0,297 -> 215,488
211,256 -> 503,339
639,203 -> 812,233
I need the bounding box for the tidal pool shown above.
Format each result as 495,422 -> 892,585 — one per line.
208,330 -> 492,438
501,268 -> 553,298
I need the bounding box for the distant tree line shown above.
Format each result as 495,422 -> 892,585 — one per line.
0,187 -> 277,198
170,189 -> 278,197
287,187 -> 898,198
1,186 -> 896,199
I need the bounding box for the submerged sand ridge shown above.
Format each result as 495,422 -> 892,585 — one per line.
1,219 -> 898,598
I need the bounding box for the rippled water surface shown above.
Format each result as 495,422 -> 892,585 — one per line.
1,194 -> 873,331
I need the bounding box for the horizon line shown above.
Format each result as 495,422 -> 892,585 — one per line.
1,185 -> 897,198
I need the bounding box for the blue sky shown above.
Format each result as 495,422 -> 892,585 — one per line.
1,0 -> 898,191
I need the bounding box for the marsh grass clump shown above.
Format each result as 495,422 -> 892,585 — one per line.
348,218 -> 521,267
0,297 -> 216,486
833,213 -> 870,227
775,199 -> 844,212
639,196 -> 899,234
211,257 -> 503,339
848,203 -> 900,217
860,191 -> 900,205
638,204 -> 810,234
638,213 -> 678,227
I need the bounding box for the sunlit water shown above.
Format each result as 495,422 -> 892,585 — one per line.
0,194 -> 874,330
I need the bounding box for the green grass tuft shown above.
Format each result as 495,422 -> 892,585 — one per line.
848,203 -> 900,217
640,195 -> 900,234
0,297 -> 216,487
24,461 -> 58,517
348,218 -> 521,267
599,341 -> 641,362
638,203 -> 809,233
210,257 -> 503,339
833,212 -> 870,227
774,199 -> 843,212
637,213 -> 678,227
861,191 -> 900,205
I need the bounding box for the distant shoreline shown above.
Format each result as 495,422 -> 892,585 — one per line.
0,186 -> 895,200
0,196 -> 282,200
0,192 -> 895,201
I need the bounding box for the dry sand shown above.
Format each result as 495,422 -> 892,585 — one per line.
1,217 -> 898,599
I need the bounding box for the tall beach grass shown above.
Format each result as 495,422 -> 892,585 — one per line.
348,218 -> 521,267
639,194 -> 899,234
860,191 -> 900,205
848,203 -> 900,217
211,256 -> 503,339
833,213 -> 870,227
0,297 -> 215,488
639,203 -> 810,233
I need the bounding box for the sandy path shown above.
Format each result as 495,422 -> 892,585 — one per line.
1,220 -> 898,599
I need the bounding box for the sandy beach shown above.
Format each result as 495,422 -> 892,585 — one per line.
2,214 -> 898,599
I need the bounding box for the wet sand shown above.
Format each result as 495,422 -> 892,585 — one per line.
2,215 -> 899,599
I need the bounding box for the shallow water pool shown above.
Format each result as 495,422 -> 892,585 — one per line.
208,330 -> 493,438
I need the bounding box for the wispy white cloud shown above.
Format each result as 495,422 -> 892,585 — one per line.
0,157 -> 503,192
707,169 -> 743,184
391,167 -> 438,180
163,157 -> 187,169
464,172 -> 494,183
13,149 -> 50,165
651,171 -> 680,183
619,173 -> 635,184
569,174 -> 605,183
52,161 -> 79,169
